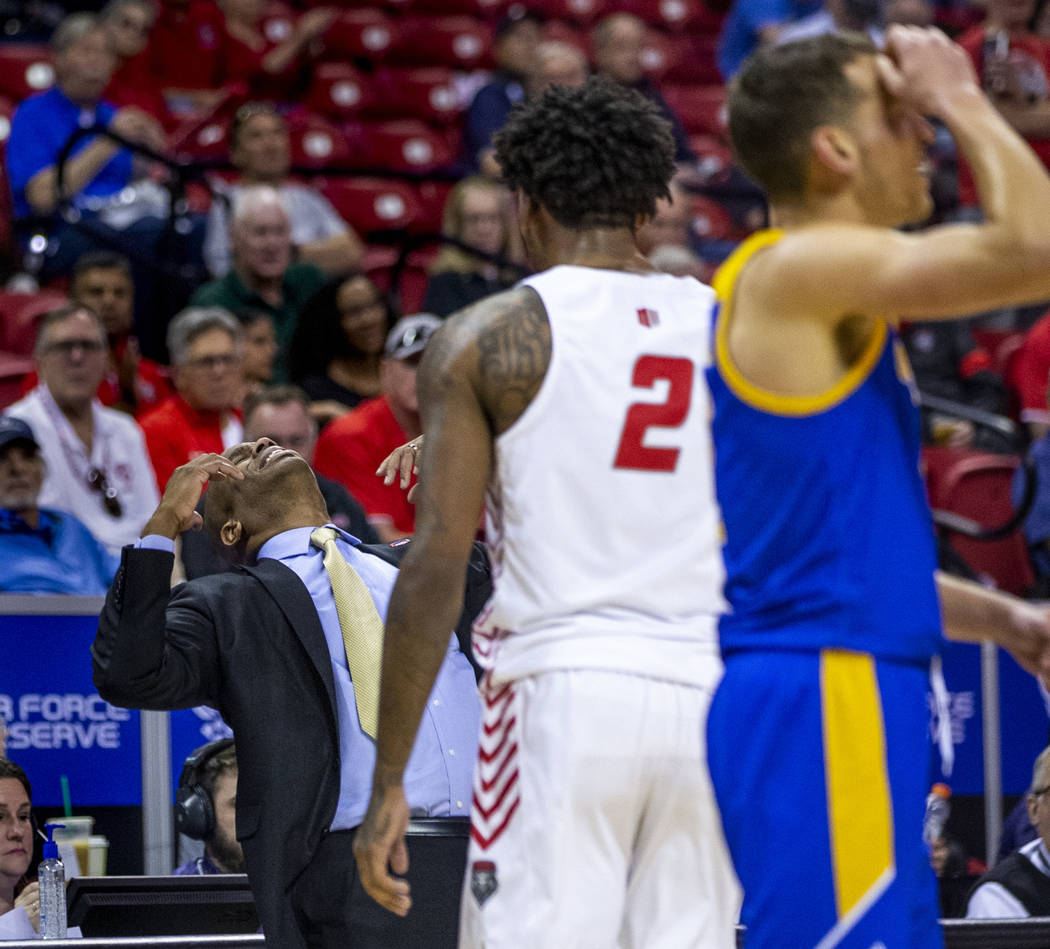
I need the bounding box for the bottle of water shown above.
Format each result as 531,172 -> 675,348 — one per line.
39,823 -> 67,939
922,783 -> 951,847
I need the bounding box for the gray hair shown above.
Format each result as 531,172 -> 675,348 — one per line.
51,13 -> 104,54
99,0 -> 157,27
1032,746 -> 1050,793
230,185 -> 289,230
167,307 -> 243,366
34,303 -> 106,357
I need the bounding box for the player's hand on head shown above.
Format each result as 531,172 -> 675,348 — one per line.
881,25 -> 980,117
352,785 -> 413,916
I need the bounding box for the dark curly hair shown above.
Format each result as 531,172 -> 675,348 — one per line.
287,273 -> 396,383
493,76 -> 676,230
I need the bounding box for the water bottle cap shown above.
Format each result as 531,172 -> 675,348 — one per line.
42,822 -> 65,860
931,783 -> 951,800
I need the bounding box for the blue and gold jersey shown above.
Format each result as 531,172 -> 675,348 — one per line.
707,230 -> 942,662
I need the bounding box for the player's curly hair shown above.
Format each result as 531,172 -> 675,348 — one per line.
493,76 -> 676,231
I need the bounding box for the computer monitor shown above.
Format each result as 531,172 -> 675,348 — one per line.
66,874 -> 259,937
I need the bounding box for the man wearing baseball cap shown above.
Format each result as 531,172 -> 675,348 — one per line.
314,315 -> 442,541
0,417 -> 117,594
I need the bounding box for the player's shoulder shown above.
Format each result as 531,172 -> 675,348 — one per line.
425,284 -> 550,374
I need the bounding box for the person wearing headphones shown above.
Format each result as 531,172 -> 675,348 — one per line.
174,740 -> 244,876
0,759 -> 38,934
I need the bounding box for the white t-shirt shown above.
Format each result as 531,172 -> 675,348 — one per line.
967,838 -> 1050,919
475,266 -> 725,689
6,386 -> 160,554
204,181 -> 349,276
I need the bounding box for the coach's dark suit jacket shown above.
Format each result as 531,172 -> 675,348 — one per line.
92,541 -> 489,949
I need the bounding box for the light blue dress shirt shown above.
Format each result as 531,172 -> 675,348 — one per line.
139,526 -> 479,829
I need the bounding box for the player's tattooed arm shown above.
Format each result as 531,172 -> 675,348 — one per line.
471,286 -> 551,434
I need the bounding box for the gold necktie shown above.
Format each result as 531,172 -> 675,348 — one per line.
310,527 -> 385,739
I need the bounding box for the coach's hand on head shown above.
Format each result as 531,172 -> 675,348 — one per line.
142,454 -> 244,539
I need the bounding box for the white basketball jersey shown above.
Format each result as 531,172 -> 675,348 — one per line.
474,265 -> 726,688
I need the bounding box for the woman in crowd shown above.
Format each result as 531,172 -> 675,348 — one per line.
0,759 -> 38,935
288,273 -> 396,425
421,176 -> 526,318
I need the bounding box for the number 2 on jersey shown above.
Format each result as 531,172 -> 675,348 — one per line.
613,355 -> 695,472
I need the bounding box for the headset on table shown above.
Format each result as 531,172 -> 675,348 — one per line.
174,738 -> 235,841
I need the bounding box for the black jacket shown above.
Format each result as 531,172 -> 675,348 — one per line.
92,540 -> 490,948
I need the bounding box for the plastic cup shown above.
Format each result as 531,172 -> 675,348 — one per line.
86,836 -> 108,876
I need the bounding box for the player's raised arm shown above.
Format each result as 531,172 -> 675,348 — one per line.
734,26 -> 1050,324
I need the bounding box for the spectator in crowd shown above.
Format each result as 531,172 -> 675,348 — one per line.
775,0 -> 885,45
5,304 -> 159,554
637,178 -> 694,256
592,12 -> 696,164
146,0 -> 224,109
7,13 -> 170,286
180,384 -> 378,578
174,742 -> 246,875
717,0 -> 823,79
900,320 -> 1012,450
999,794 -> 1041,861
1009,311 -> 1050,437
19,252 -> 173,417
288,274 -> 396,424
0,417 -> 117,595
649,244 -> 708,279
101,0 -> 174,129
93,436 -> 484,947
314,315 -> 440,541
956,0 -> 1050,207
138,307 -> 244,491
421,177 -> 524,318
192,186 -> 325,383
0,759 -> 40,934
215,0 -> 338,99
235,309 -> 278,399
464,7 -> 543,174
203,104 -> 364,278
968,745 -> 1050,917
528,40 -> 589,97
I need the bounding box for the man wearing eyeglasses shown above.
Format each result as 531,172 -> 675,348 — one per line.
315,315 -> 440,543
4,304 -> 159,555
138,307 -> 245,492
967,745 -> 1050,918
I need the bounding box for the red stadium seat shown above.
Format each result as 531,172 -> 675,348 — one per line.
410,0 -> 507,15
0,351 -> 34,410
366,68 -> 463,124
316,177 -> 425,236
0,94 -> 14,151
662,34 -> 721,84
541,19 -> 588,51
304,63 -> 375,119
528,0 -> 609,25
689,134 -> 733,184
414,179 -> 454,233
167,84 -> 249,163
924,447 -> 1036,595
0,290 -> 68,356
620,0 -> 724,32
0,44 -> 53,101
367,246 -> 438,315
690,195 -> 735,242
387,16 -> 493,69
286,112 -> 353,170
344,120 -> 455,173
261,0 -> 298,44
323,9 -> 396,62
661,83 -> 727,137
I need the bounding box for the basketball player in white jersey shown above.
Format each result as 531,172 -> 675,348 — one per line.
353,77 -> 740,948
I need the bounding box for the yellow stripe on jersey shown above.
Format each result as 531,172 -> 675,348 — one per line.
712,230 -> 888,417
820,650 -> 895,923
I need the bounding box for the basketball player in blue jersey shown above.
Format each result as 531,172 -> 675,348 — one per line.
707,26 -> 1050,949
